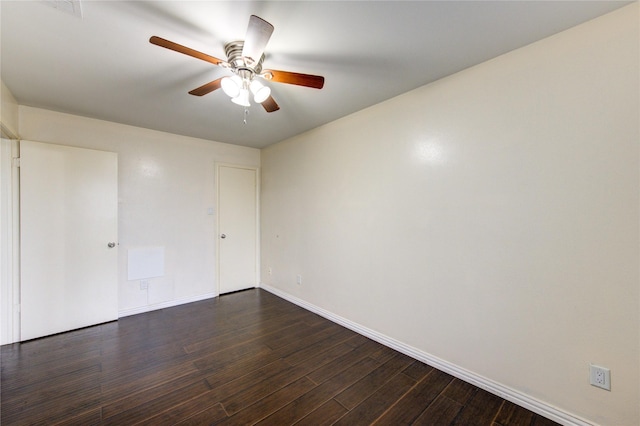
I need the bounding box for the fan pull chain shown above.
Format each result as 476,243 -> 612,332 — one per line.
243,106 -> 249,124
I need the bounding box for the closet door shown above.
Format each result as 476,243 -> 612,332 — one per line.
217,164 -> 258,294
20,141 -> 118,341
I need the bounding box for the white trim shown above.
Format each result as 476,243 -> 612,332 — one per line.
1,138 -> 14,344
118,292 -> 217,318
0,138 -> 21,344
259,283 -> 593,426
10,140 -> 20,343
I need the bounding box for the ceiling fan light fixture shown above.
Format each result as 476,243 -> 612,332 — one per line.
231,88 -> 251,107
250,79 -> 271,103
221,75 -> 242,98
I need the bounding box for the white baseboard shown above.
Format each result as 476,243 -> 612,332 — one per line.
118,292 -> 217,318
259,283 -> 592,426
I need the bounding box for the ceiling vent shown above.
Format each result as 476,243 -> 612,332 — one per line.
41,0 -> 83,19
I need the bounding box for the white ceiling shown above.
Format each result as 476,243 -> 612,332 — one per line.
0,1 -> 630,149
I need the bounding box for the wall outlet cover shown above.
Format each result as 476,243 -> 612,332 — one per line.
589,364 -> 611,391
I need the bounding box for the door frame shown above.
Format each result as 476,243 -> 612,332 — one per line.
215,163 -> 260,296
0,137 -> 20,344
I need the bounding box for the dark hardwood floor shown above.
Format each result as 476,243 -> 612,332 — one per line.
1,289 -> 559,425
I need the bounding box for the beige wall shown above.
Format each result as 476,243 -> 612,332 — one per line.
1,80 -> 19,138
18,106 -> 260,315
261,4 -> 639,425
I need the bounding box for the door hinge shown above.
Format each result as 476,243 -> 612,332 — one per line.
12,157 -> 20,168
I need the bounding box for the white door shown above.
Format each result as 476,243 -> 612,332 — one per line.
20,141 -> 118,341
217,165 -> 258,294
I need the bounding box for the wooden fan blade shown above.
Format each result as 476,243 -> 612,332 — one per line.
261,96 -> 280,113
242,15 -> 274,66
189,78 -> 223,96
264,70 -> 324,89
150,36 -> 225,66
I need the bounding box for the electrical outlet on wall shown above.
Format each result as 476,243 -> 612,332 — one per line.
140,280 -> 149,290
590,364 -> 611,391
296,275 -> 302,285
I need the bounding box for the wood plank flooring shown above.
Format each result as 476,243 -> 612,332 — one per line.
1,289 -> 560,425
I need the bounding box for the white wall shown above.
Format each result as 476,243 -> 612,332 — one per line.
261,4 -> 639,426
18,106 -> 260,316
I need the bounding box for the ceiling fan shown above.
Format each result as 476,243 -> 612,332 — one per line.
150,15 -> 325,114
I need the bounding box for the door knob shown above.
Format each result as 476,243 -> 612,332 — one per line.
220,234 -> 226,239
107,242 -> 116,248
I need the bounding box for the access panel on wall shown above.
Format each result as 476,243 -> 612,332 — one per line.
20,141 -> 118,341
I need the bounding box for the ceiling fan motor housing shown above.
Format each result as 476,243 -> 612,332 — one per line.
224,41 -> 265,76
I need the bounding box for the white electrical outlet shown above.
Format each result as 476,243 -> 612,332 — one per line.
268,267 -> 272,276
140,280 -> 149,290
296,274 -> 302,285
590,364 -> 611,391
